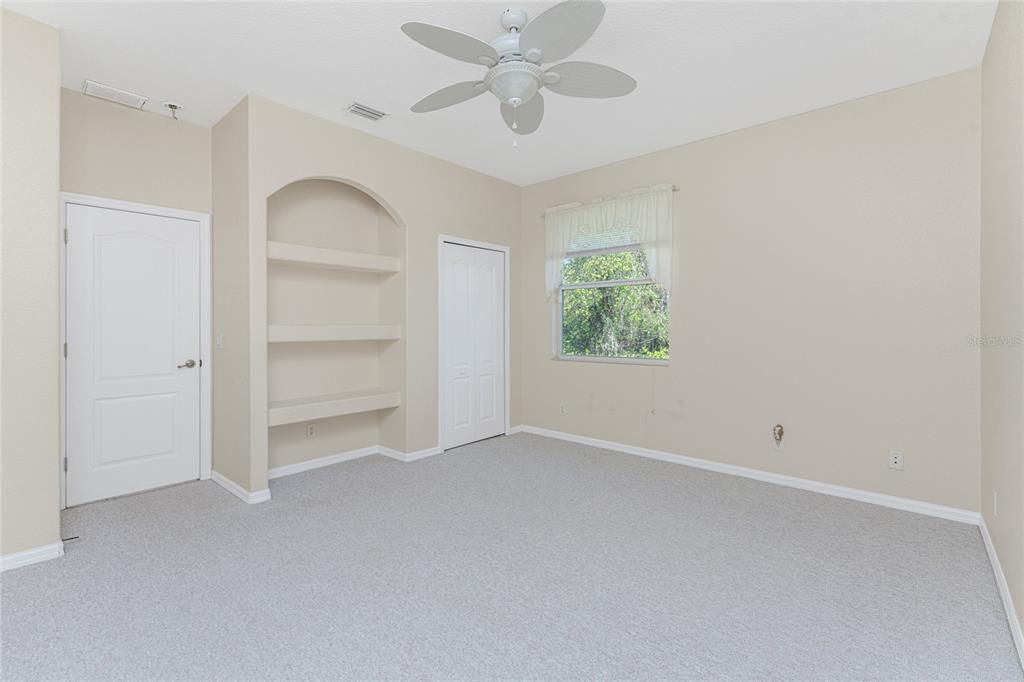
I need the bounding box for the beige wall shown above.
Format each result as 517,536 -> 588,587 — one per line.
244,96 -> 521,487
60,88 -> 210,213
518,69 -> 982,512
211,99 -> 253,490
981,1 -> 1024,620
0,10 -> 62,555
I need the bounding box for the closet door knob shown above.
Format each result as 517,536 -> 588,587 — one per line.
177,359 -> 196,369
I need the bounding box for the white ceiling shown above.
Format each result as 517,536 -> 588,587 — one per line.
11,1 -> 997,186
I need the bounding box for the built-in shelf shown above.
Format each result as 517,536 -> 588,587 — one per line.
268,388 -> 401,427
268,324 -> 401,343
267,241 -> 400,274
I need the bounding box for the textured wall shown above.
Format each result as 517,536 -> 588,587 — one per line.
981,0 -> 1024,623
61,89 -> 210,213
210,99 -> 253,491
518,69 -> 982,512
1,10 -> 62,555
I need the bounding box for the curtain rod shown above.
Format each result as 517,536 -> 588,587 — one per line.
542,184 -> 679,219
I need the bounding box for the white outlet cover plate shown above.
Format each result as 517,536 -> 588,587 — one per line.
889,450 -> 904,470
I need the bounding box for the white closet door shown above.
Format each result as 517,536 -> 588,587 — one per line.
442,242 -> 505,449
66,203 -> 201,506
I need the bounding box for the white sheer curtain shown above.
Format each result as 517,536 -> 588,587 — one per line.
544,184 -> 674,299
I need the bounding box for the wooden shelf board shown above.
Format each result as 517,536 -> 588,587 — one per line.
267,241 -> 400,273
268,324 -> 401,343
268,388 -> 401,427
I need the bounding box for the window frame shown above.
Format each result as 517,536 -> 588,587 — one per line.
554,244 -> 670,366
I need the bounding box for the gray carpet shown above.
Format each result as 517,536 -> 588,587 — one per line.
1,433 -> 1020,680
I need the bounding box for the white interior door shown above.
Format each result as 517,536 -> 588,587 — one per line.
442,241 -> 506,450
66,203 -> 201,506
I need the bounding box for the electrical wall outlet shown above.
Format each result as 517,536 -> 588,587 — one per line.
559,404 -> 567,416
306,423 -> 316,439
888,450 -> 904,471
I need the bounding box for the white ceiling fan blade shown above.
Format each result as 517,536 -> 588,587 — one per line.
545,62 -> 637,98
411,81 -> 486,113
500,93 -> 544,135
401,22 -> 499,66
519,1 -> 606,64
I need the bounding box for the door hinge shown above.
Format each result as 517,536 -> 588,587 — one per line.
63,342 -> 68,358
63,457 -> 68,472
199,358 -> 203,368
63,228 -> 68,244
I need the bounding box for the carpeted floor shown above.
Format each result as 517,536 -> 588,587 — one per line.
1,433 -> 1020,680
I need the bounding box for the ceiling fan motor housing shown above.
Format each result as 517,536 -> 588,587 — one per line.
490,31 -> 522,62
484,61 -> 544,107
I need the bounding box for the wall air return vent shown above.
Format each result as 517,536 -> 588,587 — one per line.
82,80 -> 148,109
347,102 -> 388,121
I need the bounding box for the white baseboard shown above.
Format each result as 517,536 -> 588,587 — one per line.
981,516 -> 1024,669
378,446 -> 405,462
507,425 -> 524,435
0,541 -> 64,572
265,444 -> 444,475
379,445 -> 443,463
515,425 -> 980,525
404,446 -> 444,462
268,446 -> 379,479
211,470 -> 271,504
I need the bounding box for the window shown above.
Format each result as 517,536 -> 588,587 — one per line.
544,184 -> 674,364
559,247 -> 669,361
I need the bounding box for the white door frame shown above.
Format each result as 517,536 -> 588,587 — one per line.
59,193 -> 212,509
437,235 -> 511,450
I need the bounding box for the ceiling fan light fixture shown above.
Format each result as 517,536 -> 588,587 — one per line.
484,61 -> 543,106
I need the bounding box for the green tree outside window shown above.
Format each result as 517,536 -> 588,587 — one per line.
560,249 -> 669,360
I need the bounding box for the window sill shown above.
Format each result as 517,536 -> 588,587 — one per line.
554,355 -> 669,367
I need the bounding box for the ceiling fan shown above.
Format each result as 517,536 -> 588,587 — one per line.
401,0 -> 636,135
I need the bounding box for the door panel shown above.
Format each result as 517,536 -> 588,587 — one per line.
479,375 -> 496,421
473,256 -> 501,435
442,242 -> 505,449
95,234 -> 177,378
94,393 -> 177,466
66,203 -> 201,506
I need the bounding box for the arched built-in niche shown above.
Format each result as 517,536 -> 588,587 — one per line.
266,178 -> 406,470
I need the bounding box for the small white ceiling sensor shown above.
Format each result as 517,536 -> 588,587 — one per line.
82,79 -> 148,109
162,101 -> 183,120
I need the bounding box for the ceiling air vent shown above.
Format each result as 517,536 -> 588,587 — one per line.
82,80 -> 148,109
347,102 -> 388,122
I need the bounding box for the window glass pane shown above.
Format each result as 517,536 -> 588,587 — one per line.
561,283 -> 669,360
562,248 -> 650,285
